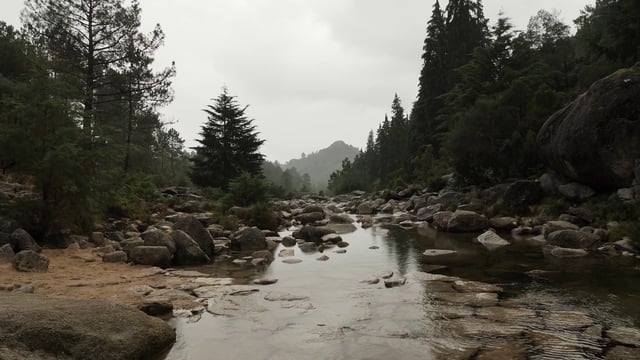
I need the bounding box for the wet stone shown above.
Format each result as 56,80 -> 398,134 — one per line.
369,246 -> 380,250
316,255 -> 330,261
432,292 -> 499,307
334,249 -> 347,254
264,291 -> 309,302
439,318 -> 524,338
282,258 -> 303,264
453,280 -> 503,293
253,278 -> 278,285
361,278 -> 380,285
605,346 -> 640,360
475,341 -> 528,360
408,271 -> 459,282
475,306 -> 538,323
384,278 -> 406,288
426,306 -> 474,320
527,329 -> 603,357
378,271 -> 394,279
423,249 -> 457,257
542,310 -> 594,330
606,327 -> 640,347
278,249 -> 294,257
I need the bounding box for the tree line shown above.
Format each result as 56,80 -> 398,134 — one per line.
329,0 -> 640,194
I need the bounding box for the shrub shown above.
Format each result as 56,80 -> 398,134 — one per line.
222,172 -> 269,209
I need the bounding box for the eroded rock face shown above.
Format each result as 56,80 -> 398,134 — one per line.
0,293 -> 175,359
537,65 -> 640,190
173,215 -> 215,257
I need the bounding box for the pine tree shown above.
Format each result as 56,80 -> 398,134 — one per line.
191,88 -> 265,189
410,0 -> 447,154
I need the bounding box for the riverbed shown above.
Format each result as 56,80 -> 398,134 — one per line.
164,221 -> 640,360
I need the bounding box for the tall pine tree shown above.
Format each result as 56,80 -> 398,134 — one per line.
191,88 -> 265,189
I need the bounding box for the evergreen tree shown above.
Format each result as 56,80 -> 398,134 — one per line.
191,88 -> 265,189
410,0 -> 447,154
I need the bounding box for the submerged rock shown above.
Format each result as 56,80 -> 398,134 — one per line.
606,327 -> 640,347
423,249 -> 457,257
476,230 -> 510,250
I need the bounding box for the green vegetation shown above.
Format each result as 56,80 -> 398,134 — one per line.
329,0 -> 640,192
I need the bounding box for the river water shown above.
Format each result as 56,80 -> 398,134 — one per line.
164,221 -> 640,360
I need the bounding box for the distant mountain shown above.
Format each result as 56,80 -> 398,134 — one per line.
282,140 -> 360,191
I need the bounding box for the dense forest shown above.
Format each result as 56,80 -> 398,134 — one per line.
328,0 -> 640,194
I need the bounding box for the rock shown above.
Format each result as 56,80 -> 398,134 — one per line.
9,229 -> 41,253
13,250 -> 49,272
547,230 -> 601,249
357,201 -> 374,215
121,237 -> 144,256
558,182 -> 596,200
0,293 -> 175,360
542,310 -> 594,330
89,231 -> 107,246
173,200 -> 202,213
329,214 -> 354,224
537,65 -> 640,190
171,230 -> 210,266
539,172 -> 563,194
173,215 -> 215,257
278,249 -> 294,257
432,211 -> 453,231
432,292 -> 499,307
281,236 -> 297,247
408,271 -> 459,282
298,242 -> 318,253
231,227 -> 267,251
325,223 -> 357,234
128,285 -> 155,296
102,251 -> 127,263
138,298 -> 173,316
264,291 -> 309,301
606,346 -> 640,360
427,191 -> 465,207
0,243 -> 15,263
129,246 -> 171,268
251,258 -> 267,267
293,226 -> 336,243
321,233 -> 342,243
251,250 -> 274,263
489,216 -> 518,230
446,210 -> 489,233
617,188 -> 636,202
44,229 -> 74,249
282,258 -> 303,264
146,288 -> 195,302
336,241 -> 349,248
503,180 -> 544,211
141,230 -> 176,254
475,307 -> 536,322
416,204 -> 443,221
253,278 -> 278,285
477,230 -> 510,250
294,212 -> 325,225
548,246 -> 589,258
362,278 -> 380,285
606,327 -> 640,347
543,220 -> 580,237
453,280 -> 503,293
512,227 -> 535,236
384,278 -> 406,288
423,249 -> 457,257
316,254 -> 330,261
334,249 -> 347,254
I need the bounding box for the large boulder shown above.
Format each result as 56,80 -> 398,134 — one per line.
547,230 -> 601,249
171,230 -> 210,265
230,227 -> 267,251
13,250 -> 49,272
503,180 -> 544,211
0,292 -> 175,359
293,226 -> 336,243
537,65 -> 640,190
294,212 -> 325,225
129,246 -> 171,268
446,210 -> 489,233
0,243 -> 15,263
141,229 -> 176,254
9,229 -> 41,253
173,215 -> 215,257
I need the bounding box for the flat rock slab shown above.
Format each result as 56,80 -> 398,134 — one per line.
423,249 -> 457,257
169,270 -> 210,278
432,292 -> 499,307
541,310 -> 594,330
146,288 -> 196,302
438,318 -> 524,337
475,307 -> 538,323
264,291 -> 309,302
282,258 -> 303,264
192,277 -> 234,286
453,280 -> 503,293
194,285 -> 259,298
606,327 -> 640,346
605,346 -> 640,360
253,278 -> 278,285
0,293 -> 175,360
408,271 -> 459,282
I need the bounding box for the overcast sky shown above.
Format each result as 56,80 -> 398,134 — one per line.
2,0 -> 592,163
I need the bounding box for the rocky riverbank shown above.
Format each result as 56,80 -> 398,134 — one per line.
1,180 -> 639,359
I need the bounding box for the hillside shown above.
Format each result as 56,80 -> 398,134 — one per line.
283,141 -> 359,191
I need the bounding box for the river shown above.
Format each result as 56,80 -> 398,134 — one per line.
164,220 -> 640,360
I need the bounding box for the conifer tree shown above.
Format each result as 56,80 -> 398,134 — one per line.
191,88 -> 265,189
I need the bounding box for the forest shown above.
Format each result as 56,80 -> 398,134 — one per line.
1,0 -> 639,240
328,0 -> 640,194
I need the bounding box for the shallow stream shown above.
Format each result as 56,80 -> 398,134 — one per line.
164,221 -> 640,360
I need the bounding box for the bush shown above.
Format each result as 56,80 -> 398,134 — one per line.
248,201 -> 280,231
222,172 -> 269,209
